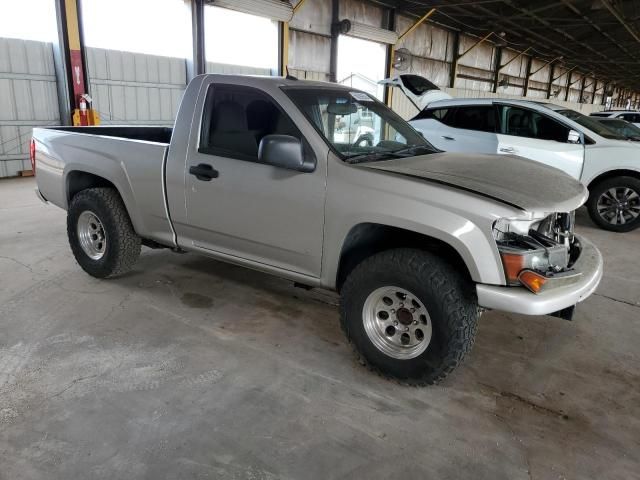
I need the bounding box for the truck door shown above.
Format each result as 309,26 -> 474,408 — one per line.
180,83 -> 326,278
496,104 -> 584,179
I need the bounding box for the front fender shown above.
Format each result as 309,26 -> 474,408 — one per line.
321,157 -> 518,289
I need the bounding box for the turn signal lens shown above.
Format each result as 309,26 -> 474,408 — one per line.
518,270 -> 548,294
500,253 -> 526,283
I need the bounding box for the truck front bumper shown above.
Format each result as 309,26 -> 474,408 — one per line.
476,235 -> 603,316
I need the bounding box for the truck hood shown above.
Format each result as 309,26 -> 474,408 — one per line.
361,152 -> 588,212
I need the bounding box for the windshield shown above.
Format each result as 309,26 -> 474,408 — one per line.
599,119 -> 640,140
283,87 -> 435,162
557,109 -> 627,140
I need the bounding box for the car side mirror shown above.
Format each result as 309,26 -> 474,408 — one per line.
567,129 -> 581,144
258,134 -> 315,173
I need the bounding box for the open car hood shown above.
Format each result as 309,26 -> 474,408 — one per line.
361,152 -> 588,213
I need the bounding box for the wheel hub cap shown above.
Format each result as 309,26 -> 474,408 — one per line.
396,308 -> 413,326
362,286 -> 432,360
597,187 -> 640,225
77,210 -> 106,260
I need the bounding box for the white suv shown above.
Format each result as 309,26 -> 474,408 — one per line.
590,110 -> 640,127
388,80 -> 640,231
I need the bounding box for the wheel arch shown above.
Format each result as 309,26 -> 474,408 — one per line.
587,169 -> 640,190
65,170 -> 140,234
66,170 -> 118,203
335,222 -> 475,293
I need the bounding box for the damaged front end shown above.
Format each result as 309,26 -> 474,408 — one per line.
493,212 -> 583,298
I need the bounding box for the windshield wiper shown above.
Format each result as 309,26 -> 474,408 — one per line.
388,144 -> 433,156
344,151 -> 397,164
345,145 -> 432,164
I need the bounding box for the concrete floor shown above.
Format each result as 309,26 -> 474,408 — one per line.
0,177 -> 638,480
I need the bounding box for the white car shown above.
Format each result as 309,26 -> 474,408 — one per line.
387,77 -> 640,231
590,110 -> 640,127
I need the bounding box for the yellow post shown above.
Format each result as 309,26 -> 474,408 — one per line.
64,0 -> 99,124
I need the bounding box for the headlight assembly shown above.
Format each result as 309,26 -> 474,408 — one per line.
493,213 -> 577,292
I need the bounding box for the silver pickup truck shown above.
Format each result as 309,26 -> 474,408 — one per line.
32,74 -> 603,385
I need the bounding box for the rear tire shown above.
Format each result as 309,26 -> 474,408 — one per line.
340,248 -> 479,385
67,188 -> 141,278
587,176 -> 640,232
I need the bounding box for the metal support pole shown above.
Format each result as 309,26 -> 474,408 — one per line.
492,47 -> 503,93
329,0 -> 339,83
280,22 -> 289,76
52,0 -> 72,125
546,63 -> 555,99
57,0 -> 97,125
187,0 -> 205,81
579,76 -> 586,103
384,8 -> 396,106
449,32 -> 460,88
564,71 -> 571,101
280,0 -> 308,76
522,55 -> 532,97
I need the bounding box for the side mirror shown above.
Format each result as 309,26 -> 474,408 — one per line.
567,129 -> 581,144
258,134 -> 315,173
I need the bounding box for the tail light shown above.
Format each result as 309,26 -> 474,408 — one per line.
30,138 -> 36,174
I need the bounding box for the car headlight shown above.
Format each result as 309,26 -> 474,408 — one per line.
493,213 -> 575,292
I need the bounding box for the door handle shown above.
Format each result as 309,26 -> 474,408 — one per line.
499,147 -> 517,154
442,135 -> 455,141
189,163 -> 219,181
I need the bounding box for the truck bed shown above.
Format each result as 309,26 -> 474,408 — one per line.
33,125 -> 175,247
44,126 -> 173,144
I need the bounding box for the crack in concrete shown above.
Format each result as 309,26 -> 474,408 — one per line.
593,293 -> 640,308
43,373 -> 102,403
0,255 -> 34,273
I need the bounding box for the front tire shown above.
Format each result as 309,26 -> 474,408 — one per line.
340,248 -> 479,385
587,176 -> 640,232
67,188 -> 141,278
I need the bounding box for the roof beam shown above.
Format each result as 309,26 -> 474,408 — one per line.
601,0 -> 640,44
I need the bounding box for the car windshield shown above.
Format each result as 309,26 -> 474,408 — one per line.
598,119 -> 640,140
283,87 -> 435,163
558,109 -> 627,140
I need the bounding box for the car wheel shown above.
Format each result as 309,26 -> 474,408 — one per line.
67,188 -> 141,278
587,176 -> 640,232
340,248 -> 479,385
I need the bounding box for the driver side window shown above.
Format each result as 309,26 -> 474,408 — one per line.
200,84 -> 301,162
499,106 -> 570,142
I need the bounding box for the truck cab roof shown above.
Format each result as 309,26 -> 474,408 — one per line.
195,73 -> 352,91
